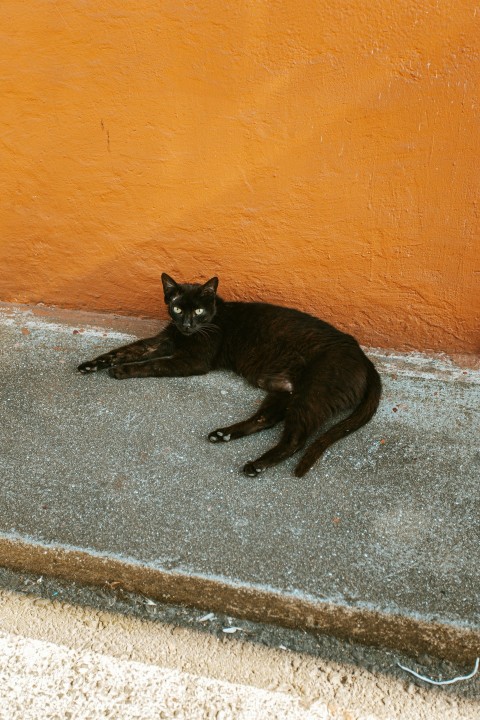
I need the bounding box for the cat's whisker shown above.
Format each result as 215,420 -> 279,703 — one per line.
193,323 -> 220,339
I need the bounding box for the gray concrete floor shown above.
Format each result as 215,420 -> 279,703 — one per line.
0,303 -> 478,662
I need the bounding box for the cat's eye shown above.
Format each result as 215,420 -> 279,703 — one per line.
172,306 -> 182,314
194,308 -> 204,316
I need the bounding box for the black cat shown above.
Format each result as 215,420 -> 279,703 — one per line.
78,274 -> 381,477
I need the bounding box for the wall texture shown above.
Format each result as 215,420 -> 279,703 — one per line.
0,0 -> 478,352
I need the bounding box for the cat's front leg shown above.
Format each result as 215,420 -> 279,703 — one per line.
77,333 -> 172,374
108,355 -> 210,379
78,352 -> 120,374
108,362 -> 153,379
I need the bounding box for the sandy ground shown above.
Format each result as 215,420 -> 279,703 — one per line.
0,570 -> 478,719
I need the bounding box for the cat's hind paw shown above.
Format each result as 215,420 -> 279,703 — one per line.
208,430 -> 232,443
243,461 -> 264,477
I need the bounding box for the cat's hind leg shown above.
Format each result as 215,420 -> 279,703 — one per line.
208,392 -> 288,443
242,402 -> 322,476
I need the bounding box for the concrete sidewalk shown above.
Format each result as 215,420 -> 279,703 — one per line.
0,303 -> 478,662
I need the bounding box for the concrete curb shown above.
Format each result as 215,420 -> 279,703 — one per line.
1,535 -> 478,664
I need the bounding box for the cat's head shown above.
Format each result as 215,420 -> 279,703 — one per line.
161,273 -> 219,335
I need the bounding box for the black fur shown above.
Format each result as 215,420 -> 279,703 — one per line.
78,274 -> 381,477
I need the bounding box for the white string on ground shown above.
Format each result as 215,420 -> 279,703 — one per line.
397,657 -> 479,686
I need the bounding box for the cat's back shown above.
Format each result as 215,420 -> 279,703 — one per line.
214,299 -> 357,374
221,299 -> 343,338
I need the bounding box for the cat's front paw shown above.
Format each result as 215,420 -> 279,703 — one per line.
78,360 -> 99,374
108,365 -> 132,380
108,365 -> 131,379
78,357 -> 112,373
243,461 -> 264,477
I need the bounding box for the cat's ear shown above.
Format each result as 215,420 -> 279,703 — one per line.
201,277 -> 219,296
161,273 -> 179,301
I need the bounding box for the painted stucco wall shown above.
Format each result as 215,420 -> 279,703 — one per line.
0,1 -> 478,353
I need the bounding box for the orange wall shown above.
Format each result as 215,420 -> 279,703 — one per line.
0,0 -> 479,353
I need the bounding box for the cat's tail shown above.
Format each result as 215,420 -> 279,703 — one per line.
294,358 -> 382,478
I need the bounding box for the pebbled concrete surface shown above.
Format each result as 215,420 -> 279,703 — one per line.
1,579 -> 479,720
0,303 -> 479,662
